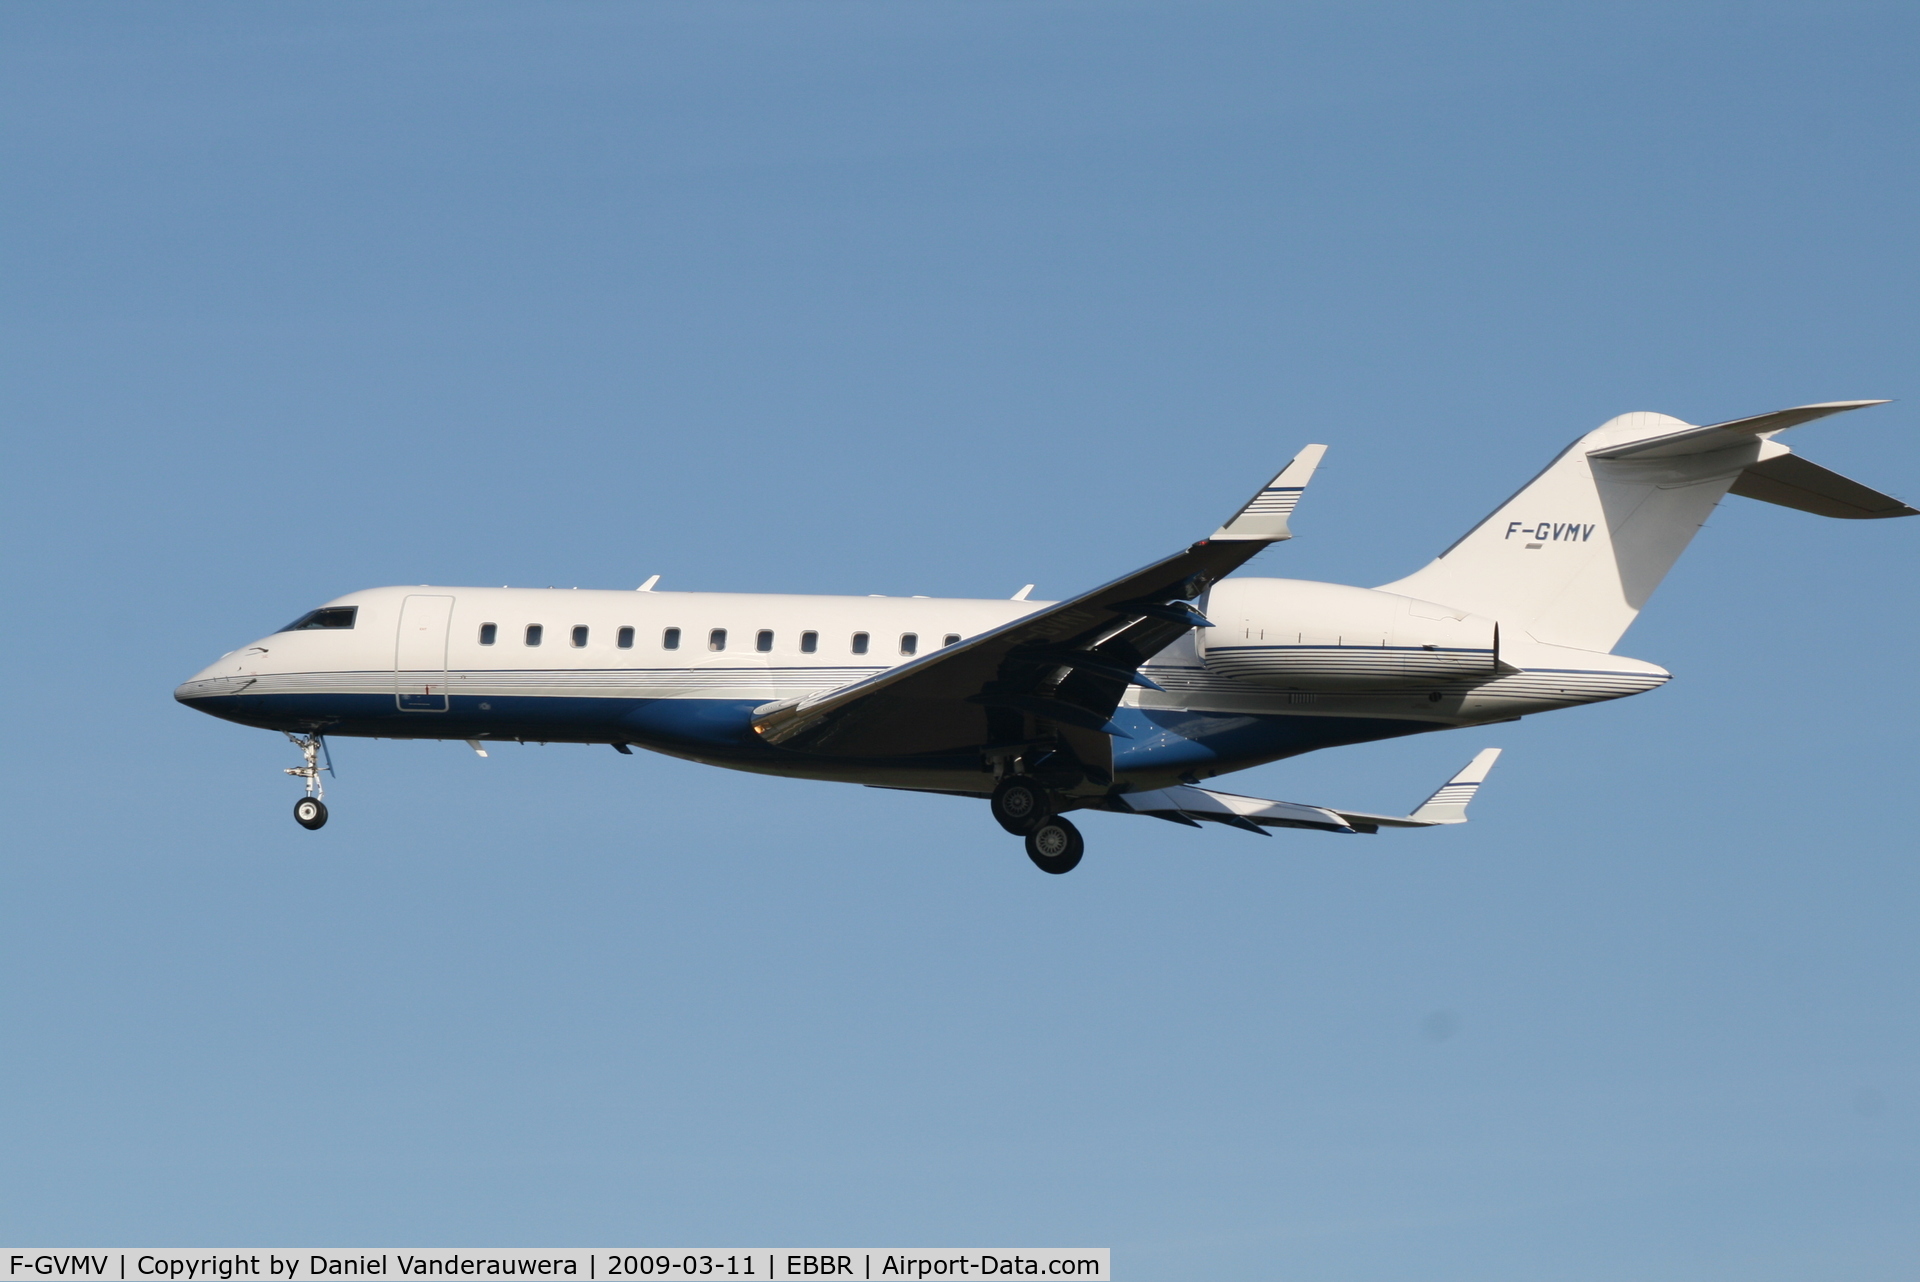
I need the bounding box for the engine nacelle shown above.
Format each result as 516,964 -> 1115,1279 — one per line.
1198,578 -> 1499,688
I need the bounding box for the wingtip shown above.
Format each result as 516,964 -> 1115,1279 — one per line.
1454,747 -> 1503,784
1210,443 -> 1328,542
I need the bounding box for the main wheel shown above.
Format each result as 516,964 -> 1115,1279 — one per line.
1024,816 -> 1084,874
293,797 -> 329,830
990,776 -> 1052,834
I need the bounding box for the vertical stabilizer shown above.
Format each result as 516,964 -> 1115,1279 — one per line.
1377,402 -> 1890,652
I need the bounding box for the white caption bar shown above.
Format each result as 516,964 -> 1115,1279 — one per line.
3,1253 -> 1109,1282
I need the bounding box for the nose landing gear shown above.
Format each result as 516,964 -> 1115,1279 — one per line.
285,732 -> 331,830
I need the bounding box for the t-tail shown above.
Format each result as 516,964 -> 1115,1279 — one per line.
1377,401 -> 1913,652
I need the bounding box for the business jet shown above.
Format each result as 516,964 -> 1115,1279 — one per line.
176,400 -> 1910,872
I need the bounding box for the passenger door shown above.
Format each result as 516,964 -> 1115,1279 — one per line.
395,594 -> 454,711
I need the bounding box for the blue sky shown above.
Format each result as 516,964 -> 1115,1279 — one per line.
2,3 -> 1916,1277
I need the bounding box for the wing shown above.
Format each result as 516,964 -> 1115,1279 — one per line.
749,445 -> 1328,782
1110,748 -> 1502,835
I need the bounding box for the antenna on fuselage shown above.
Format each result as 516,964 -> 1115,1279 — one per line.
638,575 -> 660,591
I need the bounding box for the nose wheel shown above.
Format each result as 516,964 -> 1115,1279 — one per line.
284,732 -> 332,830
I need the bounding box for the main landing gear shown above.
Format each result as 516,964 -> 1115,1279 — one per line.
285,732 -> 330,830
1024,816 -> 1085,874
990,776 -> 1051,834
990,776 -> 1085,874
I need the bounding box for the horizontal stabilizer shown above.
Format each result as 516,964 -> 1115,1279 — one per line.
1588,400 -> 1888,460
1212,444 -> 1327,542
1729,454 -> 1918,519
1111,748 -> 1502,836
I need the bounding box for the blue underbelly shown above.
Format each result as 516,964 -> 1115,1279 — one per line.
1110,706 -> 1443,775
179,691 -> 765,751
179,691 -> 1444,780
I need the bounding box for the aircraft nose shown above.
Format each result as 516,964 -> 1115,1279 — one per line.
174,645 -> 270,709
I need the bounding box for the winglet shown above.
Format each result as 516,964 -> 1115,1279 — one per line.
1405,748 -> 1502,825
1329,748 -> 1503,829
1212,444 -> 1327,542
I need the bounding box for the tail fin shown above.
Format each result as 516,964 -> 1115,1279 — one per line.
1377,401 -> 1905,652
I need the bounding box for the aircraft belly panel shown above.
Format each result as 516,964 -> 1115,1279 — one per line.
1110,708 -> 1444,780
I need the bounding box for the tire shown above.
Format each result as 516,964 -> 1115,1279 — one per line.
1024,816 -> 1084,874
990,776 -> 1052,834
294,797 -> 329,830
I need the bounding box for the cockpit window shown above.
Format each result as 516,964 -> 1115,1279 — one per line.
279,606 -> 358,633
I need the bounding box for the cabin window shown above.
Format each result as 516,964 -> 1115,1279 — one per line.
943,634 -> 961,647
709,628 -> 727,652
617,626 -> 634,649
851,632 -> 869,655
479,623 -> 497,646
756,629 -> 774,652
279,606 -> 357,633
525,624 -> 543,646
900,633 -> 918,656
663,627 -> 681,650
800,631 -> 818,653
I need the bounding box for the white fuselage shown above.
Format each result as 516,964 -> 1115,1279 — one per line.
176,580 -> 1669,793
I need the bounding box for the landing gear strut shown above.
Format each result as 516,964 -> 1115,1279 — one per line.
1025,816 -> 1084,874
285,732 -> 330,830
